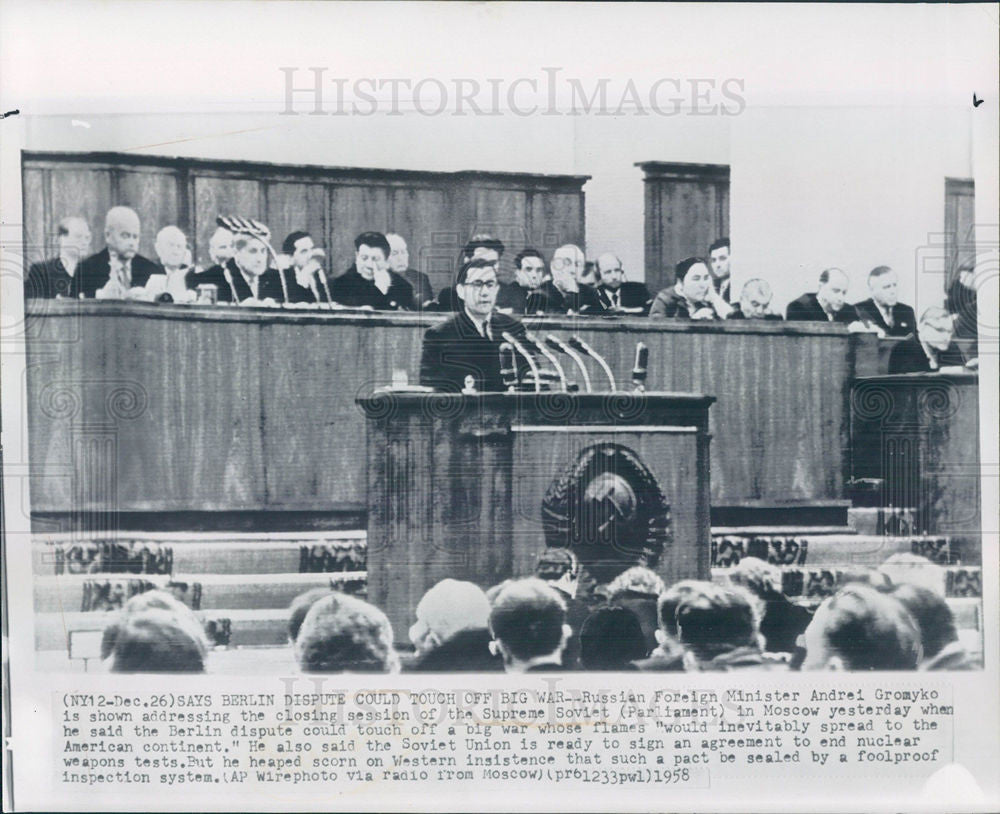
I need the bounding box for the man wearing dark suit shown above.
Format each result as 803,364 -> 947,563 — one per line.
77,206 -> 162,298
187,226 -> 234,298
420,257 -> 528,392
387,233 -> 435,309
726,278 -> 783,320
786,268 -> 862,324
853,266 -> 916,337
331,231 -> 413,309
24,216 -> 92,299
594,252 -> 651,315
888,307 -> 967,374
279,230 -> 334,305
216,232 -> 286,304
708,236 -> 733,303
497,248 -> 550,315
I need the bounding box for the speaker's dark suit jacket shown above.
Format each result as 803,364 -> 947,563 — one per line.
25,257 -> 77,299
420,309 -> 528,392
77,248 -> 162,298
785,292 -> 860,324
853,298 -> 916,337
596,281 -> 651,314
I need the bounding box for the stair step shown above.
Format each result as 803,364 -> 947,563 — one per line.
711,500 -> 851,529
710,534 -> 961,567
33,572 -> 366,613
32,532 -> 366,576
847,507 -> 917,536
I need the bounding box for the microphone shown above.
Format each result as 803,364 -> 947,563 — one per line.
499,342 -> 517,391
524,332 -> 568,392
569,336 -> 616,391
501,331 -> 541,392
632,341 -> 649,392
544,334 -> 592,393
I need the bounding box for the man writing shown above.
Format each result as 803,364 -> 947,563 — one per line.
25,216 -> 92,299
888,307 -> 969,374
420,256 -> 528,392
594,252 -> 651,315
854,265 -> 916,337
78,206 -> 162,299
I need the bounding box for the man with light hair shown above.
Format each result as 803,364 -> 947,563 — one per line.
295,592 -> 399,673
728,278 -> 782,320
25,216 -> 92,298
888,306 -> 968,374
489,578 -> 572,672
853,265 -> 916,337
594,252 -> 651,314
541,244 -> 602,314
786,267 -> 862,323
149,225 -> 197,302
728,556 -> 812,654
405,579 -> 501,672
79,206 -> 161,298
387,232 -> 435,309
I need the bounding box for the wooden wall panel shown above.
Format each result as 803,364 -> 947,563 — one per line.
327,185 -> 391,277
388,187 -> 457,294
193,176 -> 263,267
264,181 -> 329,262
115,168 -> 182,262
527,191 -> 584,258
472,188 -> 528,280
21,168 -> 49,264
25,303 -> 882,519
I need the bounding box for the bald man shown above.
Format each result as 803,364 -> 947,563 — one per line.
594,252 -> 651,315
78,206 -> 162,298
25,216 -> 91,298
540,244 -> 603,314
785,268 -> 861,324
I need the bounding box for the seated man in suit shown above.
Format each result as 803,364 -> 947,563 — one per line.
332,231 -> 413,310
184,226 -> 233,298
420,256 -> 528,392
541,244 -> 603,314
708,237 -> 733,303
489,578 -> 573,673
497,248 -> 549,314
786,267 -> 863,324
594,252 -> 651,315
854,265 -> 916,337
25,216 -> 92,299
78,206 -> 163,299
888,306 -> 968,374
387,232 -> 435,309
279,230 -> 333,305
727,278 -> 782,320
649,257 -> 729,319
147,225 -> 197,303
217,229 -> 286,305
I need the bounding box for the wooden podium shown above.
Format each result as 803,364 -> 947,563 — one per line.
357,391 -> 715,634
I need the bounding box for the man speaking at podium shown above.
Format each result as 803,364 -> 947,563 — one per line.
420,257 -> 528,392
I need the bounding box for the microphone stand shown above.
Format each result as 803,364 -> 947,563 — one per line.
569,336 -> 616,391
499,342 -> 518,392
544,334 -> 592,393
525,333 -> 568,392
502,331 -> 541,392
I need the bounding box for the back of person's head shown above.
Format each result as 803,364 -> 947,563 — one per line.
411,579 -> 491,652
840,565 -> 893,591
489,578 -> 567,662
606,566 -> 666,601
110,609 -> 206,673
657,580 -> 708,639
579,606 -> 647,670
920,305 -> 952,327
803,584 -> 921,670
295,592 -> 398,673
288,588 -> 335,643
105,588 -> 209,660
889,583 -> 958,660
675,583 -> 758,660
675,256 -> 708,282
879,552 -> 945,595
728,556 -> 782,599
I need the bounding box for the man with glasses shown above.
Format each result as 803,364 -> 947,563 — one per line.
542,244 -> 603,315
420,256 -> 528,392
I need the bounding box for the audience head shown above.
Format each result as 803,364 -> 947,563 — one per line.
102,588 -> 208,661
463,234 -> 505,265
295,592 -> 398,673
888,583 -> 959,663
919,306 -> 955,351
728,556 -> 783,599
656,580 -> 705,641
386,233 -> 409,273
535,547 -> 581,598
104,206 -> 141,260
879,553 -> 945,595
675,257 -> 712,301
57,216 -> 92,260
409,579 -> 492,654
606,566 -> 666,600
233,234 -> 268,277
675,583 -> 758,662
456,257 -> 500,319
867,265 -> 899,307
288,587 -> 335,643
155,225 -> 188,270
282,230 -> 315,269
551,244 -> 586,287
840,565 -> 893,591
708,237 -> 731,280
209,226 -> 234,265
816,267 -> 849,313
579,606 -> 647,669
110,608 -> 206,673
802,584 -> 921,670
739,278 -> 773,319
513,248 -> 546,290
489,578 -> 570,671
354,231 -> 391,281
596,252 -> 625,290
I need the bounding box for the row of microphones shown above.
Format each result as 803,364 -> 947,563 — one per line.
498,334 -> 649,393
